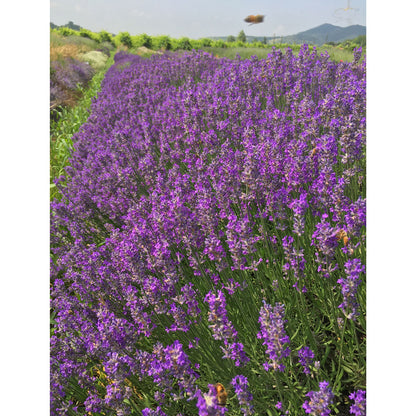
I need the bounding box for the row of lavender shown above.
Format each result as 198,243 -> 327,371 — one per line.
51,46 -> 366,415
51,58 -> 96,110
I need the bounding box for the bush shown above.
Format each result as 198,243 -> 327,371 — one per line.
51,48 -> 366,416
58,27 -> 78,37
153,35 -> 172,50
50,57 -> 95,109
199,38 -> 213,47
98,30 -> 113,44
175,37 -> 192,51
133,33 -> 152,49
213,39 -> 226,48
117,31 -> 133,48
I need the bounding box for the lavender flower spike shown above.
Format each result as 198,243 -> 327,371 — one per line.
337,258 -> 365,320
231,375 -> 255,415
302,381 -> 334,415
257,300 -> 290,372
349,390 -> 366,416
298,346 -> 315,375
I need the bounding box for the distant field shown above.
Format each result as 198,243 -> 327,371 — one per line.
204,45 -> 356,62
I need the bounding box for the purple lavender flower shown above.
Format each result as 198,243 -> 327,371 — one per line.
221,342 -> 250,366
142,406 -> 168,416
298,346 -> 315,375
289,191 -> 309,236
195,385 -> 227,416
205,290 -> 238,341
50,47 -> 366,414
337,258 -> 365,320
257,300 -> 291,372
349,389 -> 366,416
205,290 -> 249,367
311,213 -> 339,278
282,235 -> 306,289
302,381 -> 334,415
231,375 -> 255,415
146,340 -> 199,401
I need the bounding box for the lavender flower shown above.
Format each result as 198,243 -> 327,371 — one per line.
50,47 -> 366,414
257,300 -> 291,372
205,290 -> 238,341
302,381 -> 334,415
338,258 -> 365,320
231,375 -> 255,415
289,191 -> 309,236
311,214 -> 339,278
142,407 -> 168,416
195,385 -> 227,416
282,235 -> 306,289
205,290 -> 249,367
298,346 -> 315,375
349,389 -> 366,416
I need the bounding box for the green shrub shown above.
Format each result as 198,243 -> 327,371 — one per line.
213,39 -> 226,48
153,35 -> 172,50
58,27 -> 78,37
199,38 -> 213,47
175,37 -> 192,51
99,30 -> 114,45
133,33 -> 152,49
117,32 -> 133,48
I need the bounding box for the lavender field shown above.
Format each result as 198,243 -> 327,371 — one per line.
50,46 -> 366,415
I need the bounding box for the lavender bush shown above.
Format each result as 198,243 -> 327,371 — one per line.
50,57 -> 95,108
51,46 -> 366,415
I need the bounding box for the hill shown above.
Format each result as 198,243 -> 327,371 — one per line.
280,23 -> 366,45
212,24 -> 366,46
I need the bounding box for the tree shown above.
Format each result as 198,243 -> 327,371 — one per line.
227,35 -> 236,43
118,32 -> 133,48
137,33 -> 152,49
99,30 -> 113,44
237,30 -> 246,43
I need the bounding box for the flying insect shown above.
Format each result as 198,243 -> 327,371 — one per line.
244,15 -> 265,25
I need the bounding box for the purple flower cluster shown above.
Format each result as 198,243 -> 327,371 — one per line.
257,300 -> 291,372
231,375 -> 255,415
302,381 -> 334,415
50,57 -> 95,107
298,346 -> 315,375
50,46 -> 365,414
282,235 -> 306,291
195,385 -> 227,416
349,389 -> 366,416
146,340 -> 199,402
338,259 -> 365,320
205,290 -> 250,366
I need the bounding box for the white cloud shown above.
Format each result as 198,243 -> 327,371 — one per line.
132,9 -> 145,17
273,25 -> 286,35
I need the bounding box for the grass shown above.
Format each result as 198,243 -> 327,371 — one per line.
204,44 -> 358,62
50,32 -> 100,61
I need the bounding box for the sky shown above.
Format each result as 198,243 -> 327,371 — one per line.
50,0 -> 366,39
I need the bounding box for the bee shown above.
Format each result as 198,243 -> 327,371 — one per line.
244,14 -> 265,25
215,383 -> 228,406
336,229 -> 349,246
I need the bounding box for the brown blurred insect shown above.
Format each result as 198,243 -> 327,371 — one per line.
336,229 -> 349,246
244,15 -> 265,25
215,383 -> 228,406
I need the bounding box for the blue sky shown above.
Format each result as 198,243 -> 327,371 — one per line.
50,0 -> 366,38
